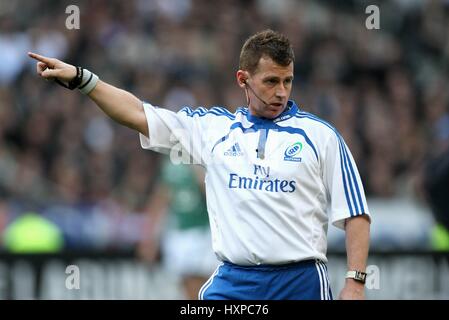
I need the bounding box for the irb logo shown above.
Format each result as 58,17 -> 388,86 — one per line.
285,142 -> 302,157
284,142 -> 303,162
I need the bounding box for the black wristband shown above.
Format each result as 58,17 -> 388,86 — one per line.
54,66 -> 83,90
68,66 -> 83,89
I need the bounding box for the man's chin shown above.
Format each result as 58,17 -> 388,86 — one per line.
264,105 -> 285,119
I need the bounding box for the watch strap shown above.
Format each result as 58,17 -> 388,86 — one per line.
346,270 -> 367,284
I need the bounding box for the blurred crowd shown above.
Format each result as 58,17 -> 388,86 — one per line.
0,0 -> 448,250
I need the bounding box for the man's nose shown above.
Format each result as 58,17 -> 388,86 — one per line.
275,84 -> 287,98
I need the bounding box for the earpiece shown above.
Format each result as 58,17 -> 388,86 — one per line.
243,79 -> 270,106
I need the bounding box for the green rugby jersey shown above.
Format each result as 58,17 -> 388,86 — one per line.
160,158 -> 209,230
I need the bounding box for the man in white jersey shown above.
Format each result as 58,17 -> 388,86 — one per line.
28,29 -> 371,300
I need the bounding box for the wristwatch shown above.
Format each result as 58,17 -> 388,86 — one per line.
346,270 -> 367,284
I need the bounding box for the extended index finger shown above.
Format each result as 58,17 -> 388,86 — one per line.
28,52 -> 54,67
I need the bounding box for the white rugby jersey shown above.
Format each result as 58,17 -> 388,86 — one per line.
140,100 -> 370,266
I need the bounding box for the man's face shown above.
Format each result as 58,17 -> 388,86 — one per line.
239,56 -> 294,119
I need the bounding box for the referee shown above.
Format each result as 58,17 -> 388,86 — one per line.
29,29 -> 371,300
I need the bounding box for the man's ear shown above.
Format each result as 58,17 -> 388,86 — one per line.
236,70 -> 249,88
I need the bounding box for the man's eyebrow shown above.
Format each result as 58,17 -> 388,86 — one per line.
262,75 -> 294,80
263,76 -> 279,80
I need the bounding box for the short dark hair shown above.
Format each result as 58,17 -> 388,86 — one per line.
239,29 -> 294,74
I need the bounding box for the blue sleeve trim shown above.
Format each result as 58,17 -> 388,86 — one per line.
179,106 -> 248,120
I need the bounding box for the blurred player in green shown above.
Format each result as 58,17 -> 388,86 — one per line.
138,157 -> 218,299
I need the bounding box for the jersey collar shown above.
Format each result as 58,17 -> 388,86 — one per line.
246,100 -> 298,125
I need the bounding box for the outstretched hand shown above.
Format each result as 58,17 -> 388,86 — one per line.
28,52 -> 77,82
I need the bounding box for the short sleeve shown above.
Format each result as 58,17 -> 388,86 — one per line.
139,103 -> 205,165
323,133 -> 371,230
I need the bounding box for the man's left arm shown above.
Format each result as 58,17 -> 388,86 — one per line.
339,215 -> 370,300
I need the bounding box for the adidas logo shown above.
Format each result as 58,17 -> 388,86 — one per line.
224,143 -> 243,156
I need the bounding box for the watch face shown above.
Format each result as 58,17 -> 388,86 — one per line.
355,271 -> 367,282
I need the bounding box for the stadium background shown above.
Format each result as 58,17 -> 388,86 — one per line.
0,0 -> 448,299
